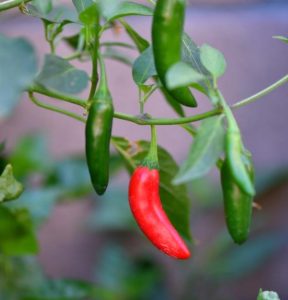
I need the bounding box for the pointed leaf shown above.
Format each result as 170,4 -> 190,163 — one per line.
200,43 -> 227,80
132,46 -> 156,84
112,137 -> 192,240
72,0 -> 93,13
32,0 -> 53,14
181,33 -> 212,94
166,61 -> 206,90
0,35 -> 37,117
24,4 -> 78,24
35,54 -> 89,94
257,290 -> 280,300
0,206 -> 38,255
105,1 -> 153,22
174,116 -> 225,184
0,165 -> 24,202
273,35 -> 288,44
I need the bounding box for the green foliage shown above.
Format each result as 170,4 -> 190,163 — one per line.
132,46 -> 156,85
32,0 -> 52,14
273,35 -> 288,44
166,62 -> 205,90
0,1 -> 287,298
103,1 -> 153,22
35,55 -> 89,95
257,289 -> 281,300
0,165 -> 23,203
9,135 -> 51,178
0,35 -> 37,117
0,206 -> 38,255
24,4 -> 78,24
174,116 -> 225,184
112,137 -> 192,241
200,44 -> 227,81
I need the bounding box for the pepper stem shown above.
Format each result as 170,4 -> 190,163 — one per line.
142,125 -> 159,169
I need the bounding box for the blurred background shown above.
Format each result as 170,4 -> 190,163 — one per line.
0,0 -> 288,299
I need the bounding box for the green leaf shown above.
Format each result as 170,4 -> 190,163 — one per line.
24,4 -> 78,24
32,0 -> 52,14
174,116 -> 225,184
0,206 -> 38,255
88,185 -> 133,231
112,137 -> 192,240
79,3 -> 99,26
257,289 -> 280,300
0,165 -> 24,202
103,48 -> 134,66
273,35 -> 288,44
72,0 -> 94,13
121,20 -> 149,53
8,188 -> 62,225
208,233 -> 286,279
181,33 -> 212,94
160,87 -> 185,117
132,47 -> 156,85
104,1 -> 153,22
200,43 -> 227,80
166,62 -> 206,90
10,134 -> 51,178
35,54 -> 89,94
0,35 -> 37,117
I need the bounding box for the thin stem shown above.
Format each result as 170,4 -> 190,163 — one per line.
216,89 -> 240,132
113,109 -> 221,125
232,74 -> 288,109
143,125 -> 159,169
28,92 -> 86,123
0,0 -> 30,11
29,85 -> 87,108
88,19 -> 100,101
64,52 -> 83,61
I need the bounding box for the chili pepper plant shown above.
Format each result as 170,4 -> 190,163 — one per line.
0,0 -> 287,298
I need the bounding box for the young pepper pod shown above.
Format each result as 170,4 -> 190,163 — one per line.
85,53 -> 114,195
128,126 -> 191,259
221,159 -> 253,244
152,0 -> 197,108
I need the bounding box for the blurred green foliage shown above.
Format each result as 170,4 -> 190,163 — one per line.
0,132 -> 287,299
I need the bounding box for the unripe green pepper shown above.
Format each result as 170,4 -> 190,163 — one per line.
152,0 -> 197,107
221,159 -> 253,244
85,54 -> 114,195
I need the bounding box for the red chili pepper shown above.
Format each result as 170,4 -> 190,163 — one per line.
129,166 -> 191,260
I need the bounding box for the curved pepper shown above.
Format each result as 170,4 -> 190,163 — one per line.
221,159 -> 253,244
129,166 -> 191,259
152,0 -> 197,107
85,54 -> 114,195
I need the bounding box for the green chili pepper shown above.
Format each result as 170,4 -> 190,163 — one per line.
85,53 -> 114,195
226,131 -> 255,196
221,159 -> 253,244
152,0 -> 197,108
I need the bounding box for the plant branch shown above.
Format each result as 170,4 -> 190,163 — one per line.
232,74 -> 288,109
28,92 -> 86,123
28,73 -> 288,126
113,109 -> 221,125
29,85 -> 87,108
0,0 -> 30,11
88,21 -> 100,101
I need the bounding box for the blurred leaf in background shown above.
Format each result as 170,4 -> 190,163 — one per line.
0,35 -> 37,118
0,164 -> 24,202
94,244 -> 167,300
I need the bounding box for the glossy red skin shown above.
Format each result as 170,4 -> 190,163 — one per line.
129,166 -> 191,260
